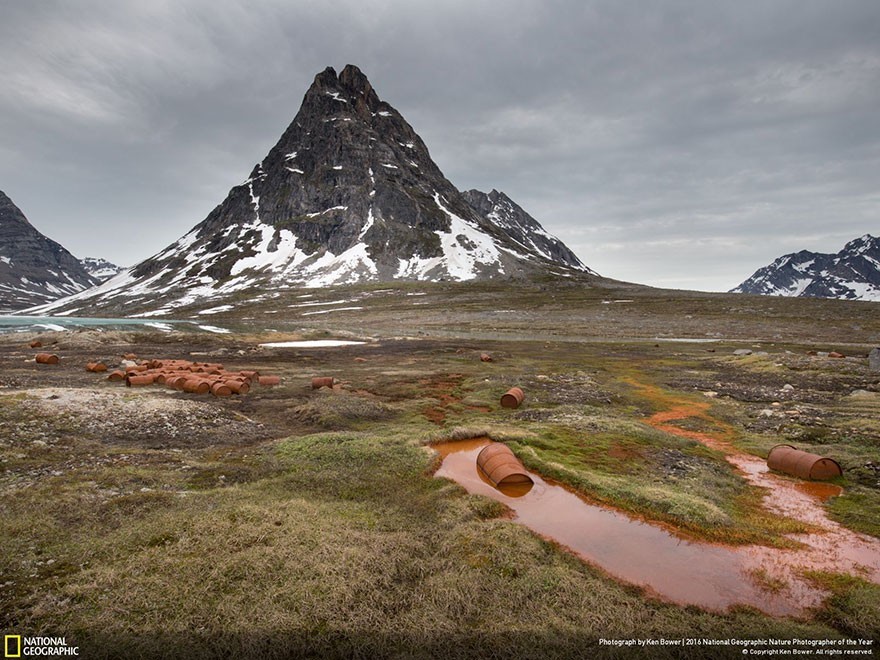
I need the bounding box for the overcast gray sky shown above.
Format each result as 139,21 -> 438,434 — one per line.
1,0 -> 878,291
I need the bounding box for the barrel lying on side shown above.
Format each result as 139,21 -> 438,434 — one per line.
767,444 -> 842,481
35,353 -> 59,364
476,442 -> 534,488
500,387 -> 524,409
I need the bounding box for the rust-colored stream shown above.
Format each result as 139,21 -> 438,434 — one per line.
434,385 -> 880,617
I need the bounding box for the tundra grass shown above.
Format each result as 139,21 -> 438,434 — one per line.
0,426 -> 850,659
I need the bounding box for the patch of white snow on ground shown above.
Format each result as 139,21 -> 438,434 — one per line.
300,243 -> 378,287
143,322 -> 174,332
288,299 -> 360,308
300,306 -> 364,316
198,305 -> 235,315
259,340 -> 366,348
433,194 -> 503,279
845,282 -> 880,301
230,222 -> 306,276
196,325 -> 231,334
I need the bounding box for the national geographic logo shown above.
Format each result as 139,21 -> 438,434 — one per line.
4,636 -> 79,657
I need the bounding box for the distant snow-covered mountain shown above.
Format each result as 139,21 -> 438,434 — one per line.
31,64 -> 594,317
79,256 -> 123,282
731,234 -> 880,302
0,190 -> 99,311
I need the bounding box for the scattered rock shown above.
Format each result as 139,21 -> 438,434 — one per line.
733,349 -> 753,356
828,351 -> 845,359
869,347 -> 880,372
781,384 -> 795,392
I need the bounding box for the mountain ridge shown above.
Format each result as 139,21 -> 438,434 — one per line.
0,190 -> 99,312
32,65 -> 594,317
731,234 -> 880,302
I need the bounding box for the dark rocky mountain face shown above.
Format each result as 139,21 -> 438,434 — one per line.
731,234 -> 880,301
0,190 -> 98,311
34,65 -> 593,317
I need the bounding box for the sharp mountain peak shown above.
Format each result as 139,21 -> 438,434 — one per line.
32,65 -> 594,317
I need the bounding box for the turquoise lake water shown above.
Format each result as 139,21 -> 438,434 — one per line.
0,316 -> 184,334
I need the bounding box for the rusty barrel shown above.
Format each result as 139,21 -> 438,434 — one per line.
166,375 -> 188,390
126,374 -> 155,387
480,353 -> 493,362
29,340 -> 43,348
312,376 -> 334,389
476,442 -> 533,488
225,380 -> 250,395
211,382 -> 233,397
767,444 -> 842,481
259,375 -> 281,386
107,370 -> 126,382
35,353 -> 59,364
500,387 -> 524,409
86,362 -> 108,372
182,379 -> 210,395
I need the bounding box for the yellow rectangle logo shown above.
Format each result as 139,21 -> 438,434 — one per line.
4,635 -> 21,658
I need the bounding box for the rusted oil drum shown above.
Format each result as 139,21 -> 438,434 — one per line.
240,370 -> 259,381
500,387 -> 524,409
86,362 -> 108,372
126,374 -> 155,387
480,353 -> 493,362
107,370 -> 126,382
166,375 -> 187,390
476,442 -> 533,488
259,375 -> 281,386
182,379 -> 210,394
767,444 -> 842,481
29,340 -> 42,348
225,380 -> 250,395
312,376 -> 334,389
35,353 -> 59,364
210,382 -> 232,397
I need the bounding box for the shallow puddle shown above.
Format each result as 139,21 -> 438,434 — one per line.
642,382 -> 880,607
436,439 -> 807,616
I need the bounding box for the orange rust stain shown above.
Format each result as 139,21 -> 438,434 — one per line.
423,407 -> 447,424
434,439 -> 806,615
794,481 -> 843,502
607,443 -> 638,460
626,379 -> 880,596
431,383 -> 880,617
